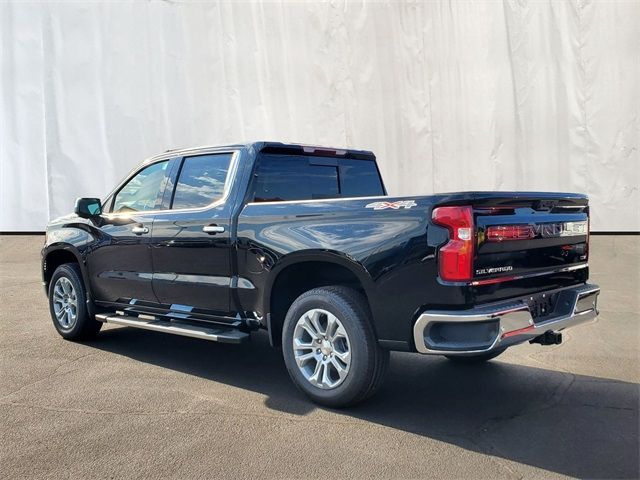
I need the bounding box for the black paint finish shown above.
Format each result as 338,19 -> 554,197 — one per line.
42,142 -> 591,351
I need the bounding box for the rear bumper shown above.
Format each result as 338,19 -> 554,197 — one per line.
413,283 -> 600,355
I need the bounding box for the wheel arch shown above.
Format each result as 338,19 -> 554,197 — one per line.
264,251 -> 377,348
42,244 -> 94,315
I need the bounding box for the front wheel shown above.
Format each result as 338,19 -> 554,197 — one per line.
282,286 -> 389,408
48,263 -> 102,340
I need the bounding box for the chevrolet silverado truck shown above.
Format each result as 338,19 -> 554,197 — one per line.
42,142 -> 600,407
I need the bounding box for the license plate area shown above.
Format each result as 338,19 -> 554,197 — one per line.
525,292 -> 559,321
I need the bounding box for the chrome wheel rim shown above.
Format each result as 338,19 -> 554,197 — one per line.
292,308 -> 351,390
52,277 -> 78,329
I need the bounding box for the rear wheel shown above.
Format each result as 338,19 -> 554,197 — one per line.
48,263 -> 101,340
445,347 -> 506,364
282,286 -> 389,408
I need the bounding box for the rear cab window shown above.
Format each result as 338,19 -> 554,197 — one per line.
252,150 -> 384,202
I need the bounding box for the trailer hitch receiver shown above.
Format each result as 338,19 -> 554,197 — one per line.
530,331 -> 563,346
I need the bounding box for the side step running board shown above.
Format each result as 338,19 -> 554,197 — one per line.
95,313 -> 249,344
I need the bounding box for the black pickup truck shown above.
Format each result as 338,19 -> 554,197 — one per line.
42,142 -> 600,407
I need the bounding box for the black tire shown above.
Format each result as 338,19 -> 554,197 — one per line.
281,286 -> 389,408
444,347 -> 506,364
48,263 -> 102,340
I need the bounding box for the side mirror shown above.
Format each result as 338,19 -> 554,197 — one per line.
75,198 -> 102,218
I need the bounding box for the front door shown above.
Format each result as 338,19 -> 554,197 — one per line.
150,152 -> 236,315
87,159 -> 171,304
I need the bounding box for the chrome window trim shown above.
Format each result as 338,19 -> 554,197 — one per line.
103,150 -> 240,218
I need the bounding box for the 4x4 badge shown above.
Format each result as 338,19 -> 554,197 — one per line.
365,200 -> 417,210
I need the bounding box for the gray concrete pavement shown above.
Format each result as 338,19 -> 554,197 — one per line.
0,235 -> 638,479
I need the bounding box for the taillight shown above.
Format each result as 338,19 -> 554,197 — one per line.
585,214 -> 590,261
432,206 -> 474,282
486,225 -> 535,242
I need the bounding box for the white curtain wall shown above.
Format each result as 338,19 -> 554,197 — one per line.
1,0 -> 638,231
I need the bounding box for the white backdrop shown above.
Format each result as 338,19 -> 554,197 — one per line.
1,0 -> 638,232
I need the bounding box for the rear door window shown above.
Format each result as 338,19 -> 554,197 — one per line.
252,154 -> 383,202
171,153 -> 233,209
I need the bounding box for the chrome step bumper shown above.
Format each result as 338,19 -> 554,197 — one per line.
95,313 -> 250,344
413,283 -> 600,355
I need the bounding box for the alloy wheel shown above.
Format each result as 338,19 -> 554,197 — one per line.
292,308 -> 352,389
52,277 -> 78,329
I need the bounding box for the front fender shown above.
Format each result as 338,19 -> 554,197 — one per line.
42,224 -> 100,315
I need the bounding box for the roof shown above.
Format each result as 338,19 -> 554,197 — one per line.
142,141 -> 375,165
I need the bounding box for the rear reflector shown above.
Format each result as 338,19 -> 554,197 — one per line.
486,225 -> 535,242
432,206 -> 474,282
501,324 -> 535,339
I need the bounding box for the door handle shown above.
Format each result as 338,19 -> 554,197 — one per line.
203,225 -> 225,234
132,225 -> 149,235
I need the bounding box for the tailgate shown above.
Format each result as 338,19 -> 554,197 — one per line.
432,192 -> 589,286
474,203 -> 588,284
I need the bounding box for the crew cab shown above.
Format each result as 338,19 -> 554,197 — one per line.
42,142 -> 600,407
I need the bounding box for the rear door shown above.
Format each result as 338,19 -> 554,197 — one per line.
150,152 -> 237,314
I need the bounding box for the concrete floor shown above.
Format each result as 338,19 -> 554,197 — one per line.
0,235 -> 638,479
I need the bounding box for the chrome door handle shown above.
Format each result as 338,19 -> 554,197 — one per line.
203,225 -> 225,234
132,226 -> 149,235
